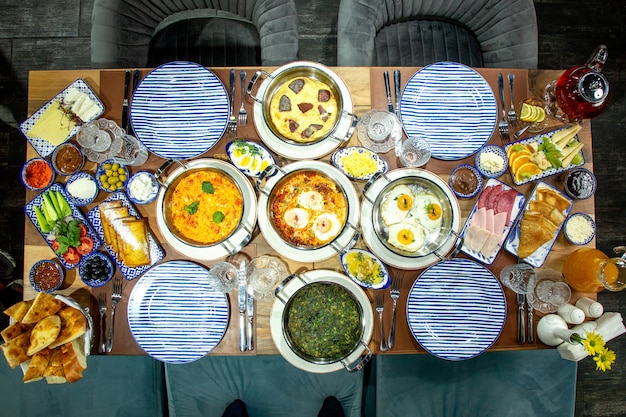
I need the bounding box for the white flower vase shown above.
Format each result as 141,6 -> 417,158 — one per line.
537,314 -> 578,346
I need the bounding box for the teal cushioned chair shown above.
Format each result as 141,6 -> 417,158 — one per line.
375,350 -> 577,417
165,355 -> 365,417
0,355 -> 166,417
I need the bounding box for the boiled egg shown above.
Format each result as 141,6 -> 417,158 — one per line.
247,155 -> 273,177
298,190 -> 325,211
380,184 -> 415,226
284,208 -> 309,229
387,221 -> 425,252
410,193 -> 443,232
312,212 -> 342,242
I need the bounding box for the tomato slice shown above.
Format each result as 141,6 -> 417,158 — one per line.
78,223 -> 88,238
63,247 -> 81,264
51,239 -> 60,253
77,236 -> 94,255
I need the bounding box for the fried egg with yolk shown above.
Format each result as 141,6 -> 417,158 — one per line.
313,212 -> 342,242
298,190 -> 325,211
410,193 -> 443,232
381,184 -> 415,226
284,208 -> 309,229
387,221 -> 425,252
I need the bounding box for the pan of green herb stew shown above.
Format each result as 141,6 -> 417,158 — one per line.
270,269 -> 373,373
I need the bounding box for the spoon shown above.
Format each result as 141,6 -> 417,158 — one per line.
514,125 -> 531,139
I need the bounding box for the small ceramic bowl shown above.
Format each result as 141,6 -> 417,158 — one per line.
563,212 -> 596,245
79,251 -> 114,287
339,248 -> 390,290
51,142 -> 85,176
30,259 -> 64,293
65,172 -> 98,206
330,146 -> 388,180
126,171 -> 160,205
563,167 -> 597,200
21,158 -> 55,191
96,159 -> 129,193
475,144 -> 509,178
448,164 -> 482,199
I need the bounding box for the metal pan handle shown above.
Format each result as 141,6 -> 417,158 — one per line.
274,273 -> 308,304
247,70 -> 273,104
341,341 -> 372,373
330,225 -> 360,255
255,164 -> 283,196
154,159 -> 186,186
329,111 -> 359,143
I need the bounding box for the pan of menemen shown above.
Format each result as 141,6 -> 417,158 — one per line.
154,159 -> 257,260
256,160 -> 360,262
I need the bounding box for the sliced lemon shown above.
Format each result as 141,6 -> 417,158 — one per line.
535,106 -> 546,122
520,103 -> 533,122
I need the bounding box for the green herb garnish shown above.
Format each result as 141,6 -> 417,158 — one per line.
185,201 -> 199,215
202,181 -> 215,194
212,211 -> 225,223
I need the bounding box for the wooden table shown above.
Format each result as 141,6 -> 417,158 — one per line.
23,67 -> 597,357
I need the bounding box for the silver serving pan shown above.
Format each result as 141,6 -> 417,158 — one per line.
361,168 -> 462,269
256,160 -> 360,262
270,270 -> 373,373
248,61 -> 358,160
154,159 -> 257,260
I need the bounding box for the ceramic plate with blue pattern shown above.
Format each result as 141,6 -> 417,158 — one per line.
504,182 -> 573,267
399,62 -> 497,160
407,258 -> 506,361
24,183 -> 103,270
128,260 -> 229,364
87,192 -> 164,280
130,61 -> 229,160
331,146 -> 388,180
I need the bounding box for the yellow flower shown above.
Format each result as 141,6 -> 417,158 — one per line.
593,348 -> 616,372
582,331 -> 606,356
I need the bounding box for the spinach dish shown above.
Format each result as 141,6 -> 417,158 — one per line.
285,283 -> 361,360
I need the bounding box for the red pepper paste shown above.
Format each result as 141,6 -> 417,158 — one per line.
32,261 -> 62,291
25,160 -> 53,189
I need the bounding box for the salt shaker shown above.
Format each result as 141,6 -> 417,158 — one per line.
575,297 -> 604,318
557,303 -> 585,324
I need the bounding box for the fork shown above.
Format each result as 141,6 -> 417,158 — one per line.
507,73 -> 518,128
227,68 -> 237,136
97,292 -> 107,354
238,70 -> 247,126
387,271 -> 403,349
497,73 -> 510,143
105,275 -> 123,353
375,292 -> 388,352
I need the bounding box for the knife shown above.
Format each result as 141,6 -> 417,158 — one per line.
527,294 -> 534,343
121,70 -> 131,132
238,260 -> 247,352
383,71 -> 393,113
246,289 -> 254,351
517,292 -> 526,344
126,69 -> 141,134
393,69 -> 401,118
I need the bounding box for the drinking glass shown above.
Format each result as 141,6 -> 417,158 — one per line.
247,255 -> 289,300
499,262 -> 537,294
206,261 -> 238,293
399,136 -> 431,168
527,268 -> 572,313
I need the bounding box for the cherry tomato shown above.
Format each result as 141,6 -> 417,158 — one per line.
78,223 -> 88,237
77,236 -> 94,255
51,239 -> 60,253
62,247 -> 81,264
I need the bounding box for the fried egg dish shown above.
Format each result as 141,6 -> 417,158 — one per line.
270,171 -> 347,247
269,77 -> 338,143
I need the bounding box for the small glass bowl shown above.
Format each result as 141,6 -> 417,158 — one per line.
517,97 -> 549,133
21,158 -> 55,191
79,252 -> 114,287
65,172 -> 98,206
126,171 -> 160,205
51,142 -> 85,176
30,259 -> 64,293
563,212 -> 596,245
448,164 -> 482,199
475,144 -> 508,178
96,159 -> 129,193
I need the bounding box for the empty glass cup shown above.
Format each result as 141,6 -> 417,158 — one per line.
527,268 -> 571,313
399,136 -> 431,168
206,261 -> 238,293
500,262 -> 538,294
246,255 -> 288,300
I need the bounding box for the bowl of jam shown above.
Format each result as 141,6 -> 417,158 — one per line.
51,142 -> 84,176
30,259 -> 64,293
449,164 -> 482,199
563,167 -> 596,200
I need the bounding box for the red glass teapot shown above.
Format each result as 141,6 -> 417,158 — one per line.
545,45 -> 610,122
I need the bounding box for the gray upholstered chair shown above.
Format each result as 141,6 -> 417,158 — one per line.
91,0 -> 299,68
337,0 -> 538,68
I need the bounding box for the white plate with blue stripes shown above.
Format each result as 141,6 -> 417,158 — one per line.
130,61 -> 229,160
399,62 -> 497,160
406,258 -> 506,361
128,260 -> 229,364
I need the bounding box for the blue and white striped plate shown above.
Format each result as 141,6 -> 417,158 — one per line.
406,258 -> 506,360
128,260 -> 229,364
399,62 -> 497,160
130,61 -> 229,160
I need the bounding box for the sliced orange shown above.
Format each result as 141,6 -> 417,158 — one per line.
515,162 -> 542,183
509,150 -> 532,166
511,155 -> 532,173
506,144 -> 528,158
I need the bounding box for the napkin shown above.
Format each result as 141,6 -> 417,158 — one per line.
557,312 -> 625,362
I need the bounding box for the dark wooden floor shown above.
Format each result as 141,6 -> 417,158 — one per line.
1,1 -> 625,415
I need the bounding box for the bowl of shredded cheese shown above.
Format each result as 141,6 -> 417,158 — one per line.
564,212 -> 596,245
330,146 -> 387,181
